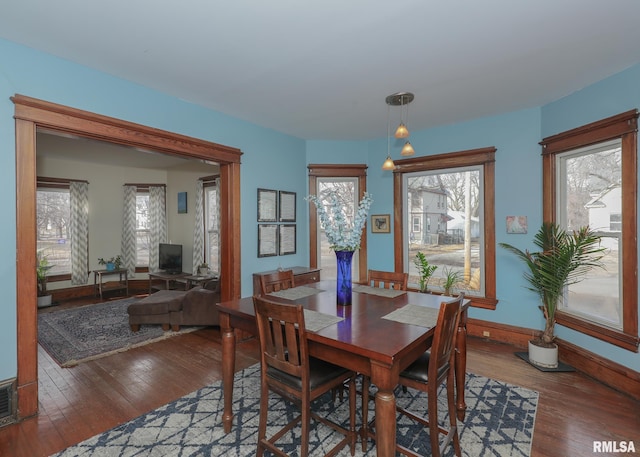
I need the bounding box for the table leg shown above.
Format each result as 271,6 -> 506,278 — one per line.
371,362 -> 396,457
220,313 -> 236,433
455,308 -> 468,421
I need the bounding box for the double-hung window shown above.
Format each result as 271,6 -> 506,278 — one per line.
393,148 -> 497,308
541,110 -> 639,351
135,191 -> 150,267
36,178 -> 72,277
204,179 -> 220,274
308,164 -> 368,283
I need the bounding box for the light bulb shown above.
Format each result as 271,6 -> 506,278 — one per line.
382,156 -> 395,170
394,123 -> 409,139
401,141 -> 415,156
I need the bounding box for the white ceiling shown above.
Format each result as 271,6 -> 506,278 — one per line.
3,1 -> 640,141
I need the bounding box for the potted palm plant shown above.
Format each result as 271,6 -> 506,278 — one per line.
499,222 -> 605,368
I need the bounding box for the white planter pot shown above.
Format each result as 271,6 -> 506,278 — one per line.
37,294 -> 53,308
528,340 -> 558,369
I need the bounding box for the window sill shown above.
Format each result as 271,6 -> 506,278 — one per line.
556,312 -> 639,352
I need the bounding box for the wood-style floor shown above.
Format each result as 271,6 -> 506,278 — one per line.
1,297 -> 638,457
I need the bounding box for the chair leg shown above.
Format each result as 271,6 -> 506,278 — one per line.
361,376 -> 371,452
301,394 -> 310,457
256,382 -> 269,457
428,385 -> 441,457
347,376 -> 357,455
446,378 -> 462,457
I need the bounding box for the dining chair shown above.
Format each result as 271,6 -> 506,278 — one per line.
361,294 -> 464,457
253,295 -> 357,457
259,269 -> 295,295
367,269 -> 408,291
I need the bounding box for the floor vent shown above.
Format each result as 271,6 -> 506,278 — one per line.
0,379 -> 16,426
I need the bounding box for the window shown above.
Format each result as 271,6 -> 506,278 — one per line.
204,181 -> 220,273
393,148 -> 497,309
37,183 -> 71,276
541,110 -> 639,351
136,192 -> 150,266
308,164 -> 368,283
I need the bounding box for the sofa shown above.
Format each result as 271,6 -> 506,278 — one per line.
127,280 -> 220,332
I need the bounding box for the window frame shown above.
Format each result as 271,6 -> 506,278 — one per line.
135,190 -> 150,268
308,164 -> 368,284
392,147 -> 497,309
36,176 -> 83,282
203,176 -> 220,274
540,109 -> 639,352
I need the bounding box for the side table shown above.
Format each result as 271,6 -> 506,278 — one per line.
183,274 -> 219,290
93,268 -> 129,299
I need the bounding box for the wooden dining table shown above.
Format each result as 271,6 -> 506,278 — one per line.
215,280 -> 470,457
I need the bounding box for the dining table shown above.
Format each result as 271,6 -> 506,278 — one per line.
215,279 -> 470,457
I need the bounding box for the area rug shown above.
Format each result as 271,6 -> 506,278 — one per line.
38,297 -> 193,367
52,364 -> 538,456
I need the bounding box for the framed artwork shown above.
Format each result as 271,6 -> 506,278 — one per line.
506,216 -> 528,234
177,192 -> 188,214
257,188 -> 277,222
371,214 -> 390,233
279,191 -> 296,222
258,224 -> 278,257
279,224 -> 296,255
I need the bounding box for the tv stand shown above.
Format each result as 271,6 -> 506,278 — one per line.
148,271 -> 189,294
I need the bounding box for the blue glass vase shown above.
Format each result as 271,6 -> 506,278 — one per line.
335,250 -> 354,306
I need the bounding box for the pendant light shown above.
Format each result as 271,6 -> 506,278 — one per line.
382,91 -> 415,170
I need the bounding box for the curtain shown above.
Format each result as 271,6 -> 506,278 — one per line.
214,177 -> 221,273
69,181 -> 89,285
149,186 -> 168,272
121,185 -> 137,277
192,179 -> 204,273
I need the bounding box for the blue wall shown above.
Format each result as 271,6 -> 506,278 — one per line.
0,37 -> 637,382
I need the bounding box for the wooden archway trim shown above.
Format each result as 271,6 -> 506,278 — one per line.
13,94 -> 243,419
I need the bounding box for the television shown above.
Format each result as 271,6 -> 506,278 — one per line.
159,243 -> 183,274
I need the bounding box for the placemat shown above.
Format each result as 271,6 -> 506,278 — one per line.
303,309 -> 344,332
353,284 -> 407,298
268,286 -> 324,301
382,304 -> 439,329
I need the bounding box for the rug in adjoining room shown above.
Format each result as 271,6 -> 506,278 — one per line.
52,363 -> 538,456
38,297 -> 189,367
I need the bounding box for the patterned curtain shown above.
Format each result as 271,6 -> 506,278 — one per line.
149,186 -> 168,272
214,177 -> 221,273
121,185 -> 137,277
192,179 -> 204,273
69,181 -> 89,285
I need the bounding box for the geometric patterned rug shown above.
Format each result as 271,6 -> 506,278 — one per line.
51,364 -> 538,456
38,297 -> 194,367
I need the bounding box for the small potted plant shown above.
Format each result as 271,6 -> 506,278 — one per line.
441,266 -> 463,296
98,255 -> 123,271
198,262 -> 209,276
414,252 -> 437,293
37,250 -> 53,308
499,222 -> 605,368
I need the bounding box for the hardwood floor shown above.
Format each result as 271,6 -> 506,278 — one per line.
1,299 -> 638,456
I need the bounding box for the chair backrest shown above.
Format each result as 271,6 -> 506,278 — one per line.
367,269 -> 408,291
253,295 -> 308,380
429,294 -> 463,383
259,269 -> 296,295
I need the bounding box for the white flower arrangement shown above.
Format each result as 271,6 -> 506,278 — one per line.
306,191 -> 373,252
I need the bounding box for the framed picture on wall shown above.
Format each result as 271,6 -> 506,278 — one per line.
257,188 -> 277,222
279,224 -> 296,255
279,191 -> 296,222
258,224 -> 278,257
371,214 -> 390,233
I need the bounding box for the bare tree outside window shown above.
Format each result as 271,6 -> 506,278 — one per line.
136,194 -> 150,266
558,142 -> 622,329
406,168 -> 482,295
36,188 -> 71,275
